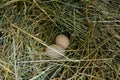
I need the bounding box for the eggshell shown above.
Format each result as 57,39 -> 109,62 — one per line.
55,34 -> 70,49
45,44 -> 65,58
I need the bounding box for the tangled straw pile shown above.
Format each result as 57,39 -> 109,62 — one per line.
0,0 -> 120,80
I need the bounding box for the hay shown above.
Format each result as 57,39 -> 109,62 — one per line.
0,0 -> 120,80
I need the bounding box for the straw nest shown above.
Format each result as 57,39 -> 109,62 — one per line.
0,0 -> 120,80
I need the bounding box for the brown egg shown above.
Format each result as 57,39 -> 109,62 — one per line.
45,44 -> 65,58
55,34 -> 70,49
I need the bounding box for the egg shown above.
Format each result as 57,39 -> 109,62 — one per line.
45,44 -> 65,58
55,34 -> 70,49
